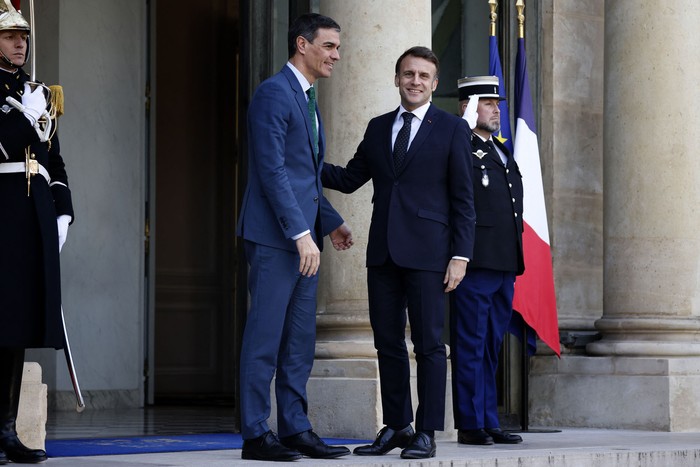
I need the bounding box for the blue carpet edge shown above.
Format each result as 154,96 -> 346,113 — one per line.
46,433 -> 371,458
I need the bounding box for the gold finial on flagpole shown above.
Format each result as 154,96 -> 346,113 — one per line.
488,0 -> 498,37
516,0 -> 525,39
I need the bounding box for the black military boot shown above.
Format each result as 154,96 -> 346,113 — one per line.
0,348 -> 47,464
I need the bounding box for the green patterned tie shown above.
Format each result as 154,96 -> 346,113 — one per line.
307,87 -> 319,161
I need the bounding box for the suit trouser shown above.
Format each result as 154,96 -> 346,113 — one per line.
367,258 -> 447,432
450,268 -> 515,430
239,241 -> 317,439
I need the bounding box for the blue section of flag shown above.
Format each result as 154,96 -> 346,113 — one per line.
488,35 -> 513,153
508,307 -> 537,355
515,38 -> 536,131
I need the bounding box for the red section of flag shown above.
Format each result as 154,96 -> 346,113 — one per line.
10,0 -> 21,11
512,222 -> 560,355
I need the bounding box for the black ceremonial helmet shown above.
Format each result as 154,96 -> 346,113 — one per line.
0,0 -> 30,69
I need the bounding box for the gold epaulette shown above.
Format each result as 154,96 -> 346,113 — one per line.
48,84 -> 64,117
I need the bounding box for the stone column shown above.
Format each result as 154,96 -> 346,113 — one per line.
589,1 -> 700,357
530,1 -> 700,431
314,0 -> 433,438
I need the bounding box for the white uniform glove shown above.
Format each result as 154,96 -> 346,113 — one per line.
21,83 -> 47,126
461,94 -> 479,130
57,215 -> 71,252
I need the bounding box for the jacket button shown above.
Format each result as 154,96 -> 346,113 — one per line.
313,196 -> 319,202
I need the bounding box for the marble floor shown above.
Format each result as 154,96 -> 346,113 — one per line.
46,406 -> 238,440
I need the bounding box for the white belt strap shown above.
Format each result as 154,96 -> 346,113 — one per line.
0,161 -> 51,184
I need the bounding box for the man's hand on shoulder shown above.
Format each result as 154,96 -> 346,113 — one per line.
329,223 -> 354,251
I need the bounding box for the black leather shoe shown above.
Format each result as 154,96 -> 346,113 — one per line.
0,449 -> 7,465
353,425 -> 414,456
242,431 -> 302,461
0,436 -> 47,464
486,428 -> 523,444
400,432 -> 436,459
281,430 -> 350,459
457,428 -> 494,445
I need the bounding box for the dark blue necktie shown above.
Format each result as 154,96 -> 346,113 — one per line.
393,112 -> 414,171
307,87 -> 318,161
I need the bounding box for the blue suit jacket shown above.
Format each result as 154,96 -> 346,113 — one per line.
322,104 -> 475,273
237,65 -> 343,251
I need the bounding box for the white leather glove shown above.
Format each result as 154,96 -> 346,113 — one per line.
461,94 -> 479,130
21,83 -> 47,126
57,215 -> 71,253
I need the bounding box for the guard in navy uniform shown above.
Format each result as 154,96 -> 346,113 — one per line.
450,76 -> 524,446
0,1 -> 73,463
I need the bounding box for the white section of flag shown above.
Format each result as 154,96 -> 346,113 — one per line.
513,117 -> 550,245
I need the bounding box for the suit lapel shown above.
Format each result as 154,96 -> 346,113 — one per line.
282,66 -> 319,166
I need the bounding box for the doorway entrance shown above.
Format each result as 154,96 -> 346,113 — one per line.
150,0 -> 240,406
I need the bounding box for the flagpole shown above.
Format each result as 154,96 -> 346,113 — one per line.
516,0 -> 525,39
511,0 -> 561,435
488,0 -> 497,37
514,0 -> 530,434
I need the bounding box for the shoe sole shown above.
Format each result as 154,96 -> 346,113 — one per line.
400,451 -> 436,459
241,452 -> 302,461
302,452 -> 351,459
353,447 -> 400,456
458,440 -> 494,445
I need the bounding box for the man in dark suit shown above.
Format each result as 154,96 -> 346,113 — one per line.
322,46 -> 475,459
236,13 -> 353,462
451,76 -> 524,446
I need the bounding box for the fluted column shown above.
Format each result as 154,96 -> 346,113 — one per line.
588,1 -> 700,356
315,0 -> 431,358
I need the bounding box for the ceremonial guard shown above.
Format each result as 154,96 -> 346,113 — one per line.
451,76 -> 524,446
0,0 -> 73,463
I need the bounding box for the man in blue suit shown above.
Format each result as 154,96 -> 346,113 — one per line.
322,46 -> 475,459
451,76 -> 524,446
237,13 -> 353,462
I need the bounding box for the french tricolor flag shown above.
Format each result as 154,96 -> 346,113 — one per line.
512,36 -> 561,356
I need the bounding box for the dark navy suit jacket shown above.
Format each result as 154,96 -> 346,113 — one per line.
322,104 -> 475,272
237,65 -> 343,250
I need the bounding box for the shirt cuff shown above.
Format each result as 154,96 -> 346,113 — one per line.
292,230 -> 311,240
451,256 -> 470,262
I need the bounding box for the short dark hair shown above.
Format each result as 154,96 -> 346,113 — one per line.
394,46 -> 440,78
288,13 -> 341,59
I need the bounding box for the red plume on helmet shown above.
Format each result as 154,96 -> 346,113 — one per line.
10,0 -> 20,11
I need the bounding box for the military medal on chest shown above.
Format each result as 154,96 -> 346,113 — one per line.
480,164 -> 489,187
473,150 -> 490,187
